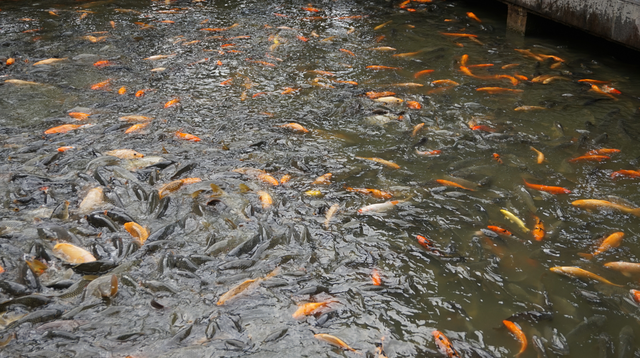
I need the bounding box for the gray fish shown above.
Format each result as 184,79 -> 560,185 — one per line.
618,326 -> 634,358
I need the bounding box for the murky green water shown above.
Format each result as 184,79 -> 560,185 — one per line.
1,0 -> 640,357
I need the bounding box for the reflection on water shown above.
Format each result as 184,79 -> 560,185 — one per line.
1,0 -> 640,356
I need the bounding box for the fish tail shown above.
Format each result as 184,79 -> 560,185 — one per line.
632,208 -> 640,217
577,253 -> 593,259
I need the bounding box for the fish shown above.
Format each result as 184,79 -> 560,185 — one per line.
467,12 -> 481,23
175,131 -> 201,142
79,187 -> 104,213
630,289 -> 640,304
85,275 -> 118,300
164,98 -> 180,108
144,54 -> 175,61
388,82 -> 424,87
340,49 -> 355,56
604,262 -> 640,277
369,46 -> 396,51
119,115 -> 153,122
374,20 -> 392,30
33,58 -> 67,66
308,70 -> 335,76
371,269 -> 382,286
492,153 -> 503,164
532,216 -> 545,241
280,123 -> 309,133
374,96 -> 403,104
393,51 -> 420,57
515,106 -> 546,111
312,173 -> 332,185
487,226 -> 513,236
324,204 -> 339,229
345,187 -> 393,199
118,87 -> 127,95
471,125 -> 495,132
611,170 -> 640,179
52,243 -> 96,264
357,199 -> 405,214
356,156 -> 400,169
530,146 -> 544,164
217,267 -> 279,305
124,222 -> 148,246
135,89 -> 152,97
549,266 -> 623,287
500,209 -> 530,233
436,179 -> 475,191
366,91 -> 396,99
314,334 -> 358,352
5,79 -> 43,85
305,190 -> 322,197
503,320 -> 527,357
586,148 -> 620,155
105,149 -> 144,159
578,232 -> 624,259
416,149 -> 441,156
157,179 -> 186,199
44,124 -> 84,134
6,58 -> 15,65
568,155 -> 610,163
476,87 -> 524,94
440,32 -> 478,38
432,330 -> 460,358
411,123 -> 425,137
82,35 -> 107,43
589,84 -> 617,99
247,60 -> 276,67
414,69 -> 434,78
366,65 -> 401,70
125,123 -> 150,133
69,112 -> 90,120
93,60 -> 114,67
257,191 -> 272,208
432,79 -> 459,86
523,180 -> 571,195
90,79 -> 112,90
57,146 -> 75,152
572,199 -> 640,216
280,174 -> 292,184
292,300 -> 333,319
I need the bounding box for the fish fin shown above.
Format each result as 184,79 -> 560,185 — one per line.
577,253 -> 593,259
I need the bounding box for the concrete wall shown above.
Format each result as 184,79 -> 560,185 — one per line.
501,0 -> 640,50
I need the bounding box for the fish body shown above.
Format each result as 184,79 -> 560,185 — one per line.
143,54 -> 174,60
105,149 -> 144,159
532,216 -> 544,241
604,262 -> 640,277
515,106 -> 546,111
356,156 -> 400,169
69,112 -> 90,120
280,123 -> 309,133
79,187 -> 104,213
5,79 -> 43,85
33,57 -> 67,66
568,155 -> 609,163
550,266 -> 622,287
477,87 -> 523,94
432,330 -> 460,357
374,96 -> 403,104
175,131 -> 201,142
314,334 -> 357,352
530,146 -> 544,164
217,278 -> 257,305
631,289 -> 640,304
119,115 -> 153,123
500,209 -> 530,233
572,199 -> 640,217
610,169 -> 638,179
440,32 -> 478,38
44,124 -> 83,134
436,179 -> 474,191
358,200 -> 402,214
366,91 -> 395,99
369,46 -> 396,51
125,123 -> 149,133
523,180 -> 571,194
503,320 -> 527,357
257,191 -> 272,208
487,226 -> 512,236
367,65 -> 401,70
414,69 -> 434,78
292,301 -> 332,319
124,222 -> 148,246
90,79 -> 112,90
324,204 -> 339,229
371,269 -> 382,286
345,187 -> 393,199
586,148 -> 620,155
164,98 -> 180,108
312,173 -> 332,185
578,232 -> 624,259
53,243 -> 96,264
432,80 -> 459,86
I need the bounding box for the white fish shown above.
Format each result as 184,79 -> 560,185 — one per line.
324,204 -> 339,228
358,200 -> 405,215
78,187 -> 104,214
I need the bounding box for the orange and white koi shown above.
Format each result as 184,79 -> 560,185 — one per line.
357,200 -> 404,214
487,226 -> 513,236
371,269 -> 382,286
416,149 -> 441,156
432,330 -> 460,358
604,262 -> 640,277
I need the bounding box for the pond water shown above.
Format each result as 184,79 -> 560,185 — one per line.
1,0 -> 640,357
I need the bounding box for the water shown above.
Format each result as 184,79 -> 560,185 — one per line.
1,0 -> 640,356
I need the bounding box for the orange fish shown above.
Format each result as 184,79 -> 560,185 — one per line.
297,35 -> 308,42
90,79 -> 112,90
492,153 -> 503,164
432,79 -> 459,86
611,170 -> 640,179
302,6 -> 321,12
460,54 -> 469,66
371,269 -> 382,286
631,289 -> 640,304
279,174 -> 292,184
93,60 -> 114,67
487,226 -> 512,236
476,87 -> 523,94
471,125 -> 495,132
502,63 -> 519,69
523,180 -> 571,195
44,124 -> 83,134
6,58 -> 15,65
345,187 -> 393,199
578,79 -> 610,85
440,32 -> 478,38
340,49 -> 355,56
125,123 -> 149,133
414,69 -> 434,78
466,12 -> 481,23
436,179 -> 475,191
252,92 -> 267,98
407,101 -> 421,109
292,300 -> 333,319
579,232 -> 624,259
308,70 -> 335,76
68,112 -> 90,120
280,123 -> 309,133
118,86 -> 127,95
503,320 -> 527,357
416,235 -> 433,250
220,78 -> 233,86
312,173 -> 332,185
164,98 -> 180,108
57,146 -> 75,152
366,65 -> 401,70
258,173 -> 279,186
586,148 -> 620,155
247,60 -> 276,67
366,91 -> 396,99
568,155 -> 610,163
135,89 -> 152,97
393,51 -> 420,57
175,131 -> 201,142
416,149 -> 441,156
432,330 -> 460,358
532,216 -> 544,241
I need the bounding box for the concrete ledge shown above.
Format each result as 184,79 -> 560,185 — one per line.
500,0 -> 640,50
